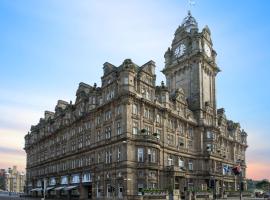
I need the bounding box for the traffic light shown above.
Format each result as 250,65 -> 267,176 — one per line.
232,165 -> 241,175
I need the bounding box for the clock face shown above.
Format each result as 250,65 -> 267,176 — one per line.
204,43 -> 211,57
174,44 -> 186,58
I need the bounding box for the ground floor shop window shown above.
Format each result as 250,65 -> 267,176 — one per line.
118,185 -> 123,198
71,188 -> 79,196
107,184 -> 112,197
96,183 -> 101,198
138,183 -> 144,195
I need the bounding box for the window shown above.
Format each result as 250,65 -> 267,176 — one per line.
78,136 -> 83,149
148,182 -> 157,189
71,160 -> 76,169
85,122 -> 91,130
97,153 -> 101,164
167,134 -> 174,145
144,108 -> 152,120
178,158 -> 184,168
78,126 -> 83,133
105,150 -> 112,164
71,140 -> 76,151
96,183 -> 101,197
207,131 -> 212,139
188,127 -> 194,138
188,140 -> 193,148
118,172 -> 122,177
156,114 -> 161,123
97,130 -> 101,142
49,177 -> 56,186
138,183 -> 144,195
117,122 -> 122,135
37,180 -> 42,187
61,176 -> 68,185
132,121 -> 139,135
107,184 -> 112,197
168,156 -> 173,166
156,129 -> 161,139
145,89 -> 150,100
145,125 -> 152,135
96,115 -> 101,125
207,131 -> 215,139
148,171 -> 156,178
105,110 -> 112,121
117,147 -> 121,161
147,148 -> 156,163
169,119 -> 174,129
133,104 -> 138,115
138,171 -> 144,177
85,155 -> 91,166
78,158 -> 83,167
178,137 -> 185,147
188,161 -> 193,171
118,185 -> 123,198
116,105 -> 121,115
123,77 -> 129,85
85,134 -> 91,146
137,148 -> 144,162
178,123 -> 185,135
71,174 -> 80,183
105,127 -> 111,139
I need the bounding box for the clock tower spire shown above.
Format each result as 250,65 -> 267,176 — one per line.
162,11 -> 220,125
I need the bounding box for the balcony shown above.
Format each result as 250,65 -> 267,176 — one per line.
165,165 -> 186,177
132,134 -> 160,144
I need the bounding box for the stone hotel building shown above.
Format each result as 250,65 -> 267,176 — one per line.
24,12 -> 248,199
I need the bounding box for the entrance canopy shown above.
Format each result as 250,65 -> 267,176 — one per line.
31,188 -> 43,192
64,185 -> 78,191
46,186 -> 55,191
54,186 -> 65,191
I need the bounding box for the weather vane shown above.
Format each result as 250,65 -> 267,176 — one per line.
188,0 -> 196,11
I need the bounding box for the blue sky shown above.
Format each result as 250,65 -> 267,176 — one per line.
0,0 -> 269,179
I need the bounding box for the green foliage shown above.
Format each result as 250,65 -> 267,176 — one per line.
256,179 -> 270,191
142,188 -> 167,195
0,176 -> 5,190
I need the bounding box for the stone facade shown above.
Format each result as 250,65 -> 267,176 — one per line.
24,12 -> 248,199
4,166 -> 25,193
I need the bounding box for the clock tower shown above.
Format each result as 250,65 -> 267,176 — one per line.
162,11 -> 220,125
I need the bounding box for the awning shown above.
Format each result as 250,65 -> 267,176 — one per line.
64,185 -> 78,191
54,186 -> 65,191
31,188 -> 43,192
46,187 -> 55,191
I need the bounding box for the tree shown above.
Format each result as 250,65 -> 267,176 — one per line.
256,179 -> 270,191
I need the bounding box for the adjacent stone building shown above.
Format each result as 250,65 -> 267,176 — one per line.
24,12 -> 248,199
3,166 -> 25,193
0,169 -> 6,191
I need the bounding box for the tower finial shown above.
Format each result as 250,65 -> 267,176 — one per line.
188,0 -> 195,7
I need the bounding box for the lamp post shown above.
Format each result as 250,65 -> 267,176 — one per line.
112,140 -> 128,200
42,178 -> 47,200
238,159 -> 244,200
233,159 -> 244,200
210,176 -> 216,200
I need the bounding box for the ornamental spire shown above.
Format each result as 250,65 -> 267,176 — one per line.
181,10 -> 198,32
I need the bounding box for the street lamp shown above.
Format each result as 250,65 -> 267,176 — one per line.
112,140 -> 128,199
210,176 -> 216,200
232,159 -> 244,200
